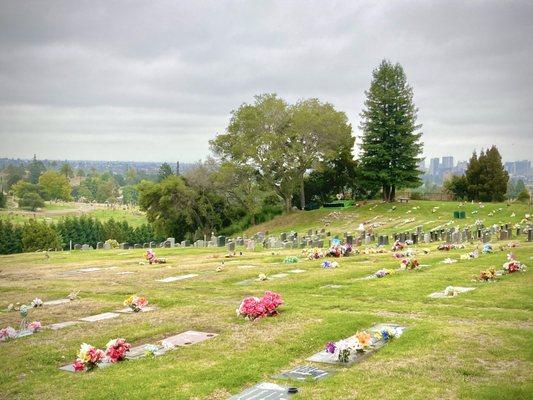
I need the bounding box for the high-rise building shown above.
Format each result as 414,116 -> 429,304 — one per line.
441,156 -> 454,169
504,162 -> 515,175
429,158 -> 440,175
514,160 -> 531,176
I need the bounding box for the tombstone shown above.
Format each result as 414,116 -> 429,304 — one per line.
307,229 -> 313,236
411,233 -> 419,245
227,241 -> 236,252
416,226 -> 423,235
195,240 -> 205,247
528,229 -> 532,242
166,237 -> 176,247
73,243 -> 82,250
217,236 -> 226,247
317,240 -> 324,248
120,242 -> 128,249
143,243 -> 150,248
365,235 -> 372,245
499,230 -> 508,241
182,240 -> 191,247
236,237 -> 244,246
246,240 -> 255,251
103,242 -> 111,250
163,241 -> 171,248
82,244 -> 93,250
423,233 -> 430,244
96,242 -> 104,249
482,232 -> 491,243
280,232 -> 287,242
451,231 -> 460,244
516,227 -> 521,236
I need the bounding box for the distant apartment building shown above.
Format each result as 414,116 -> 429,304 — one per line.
441,156 -> 454,170
429,158 -> 440,175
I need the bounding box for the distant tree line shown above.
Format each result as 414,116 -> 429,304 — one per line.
0,217 -> 164,254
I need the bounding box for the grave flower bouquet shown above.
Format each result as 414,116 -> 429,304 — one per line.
392,241 -> 406,251
326,243 -> 352,257
28,321 -> 41,332
105,338 -> 131,363
0,326 -> 17,341
473,267 -> 497,282
324,331 -> 375,363
305,248 -> 324,260
442,258 -> 457,264
73,343 -> 106,371
30,298 -> 43,308
400,258 -> 419,270
237,291 -> 283,320
123,295 -> 148,312
322,260 -> 339,269
374,268 -> 394,278
502,260 -> 526,274
437,244 -> 453,251
482,244 -> 493,254
283,256 -> 299,264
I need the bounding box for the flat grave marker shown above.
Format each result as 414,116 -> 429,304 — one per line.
160,330 -> 217,348
306,323 -> 406,366
43,299 -> 71,306
48,321 -> 78,330
428,287 -> 476,299
275,365 -> 330,381
115,306 -> 157,314
156,274 -> 198,283
321,284 -> 343,289
79,312 -> 121,323
287,269 -> 306,274
229,382 -> 295,400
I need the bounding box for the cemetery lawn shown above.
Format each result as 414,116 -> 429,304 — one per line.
0,201 -> 147,227
0,201 -> 532,399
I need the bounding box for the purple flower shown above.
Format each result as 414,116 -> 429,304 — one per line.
325,341 -> 336,353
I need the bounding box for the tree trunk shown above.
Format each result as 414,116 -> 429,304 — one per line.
382,184 -> 390,202
251,212 -> 256,225
390,185 -> 396,202
300,178 -> 305,210
284,196 -> 292,213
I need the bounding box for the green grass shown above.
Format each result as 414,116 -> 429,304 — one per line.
0,202 -> 147,227
0,201 -> 532,399
244,200 -> 532,237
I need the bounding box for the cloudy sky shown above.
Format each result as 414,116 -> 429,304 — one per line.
0,0 -> 532,163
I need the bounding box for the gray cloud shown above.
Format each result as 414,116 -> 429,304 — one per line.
0,0 -> 532,162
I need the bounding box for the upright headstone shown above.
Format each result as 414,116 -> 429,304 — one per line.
217,236 -> 226,247
96,242 -> 104,249
227,241 -> 236,252
166,237 -> 175,247
74,244 -> 82,250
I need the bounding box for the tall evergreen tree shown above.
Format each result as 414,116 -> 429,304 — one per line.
477,146 -> 509,202
359,60 -> 423,201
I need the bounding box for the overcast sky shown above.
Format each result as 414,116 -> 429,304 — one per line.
0,0 -> 532,163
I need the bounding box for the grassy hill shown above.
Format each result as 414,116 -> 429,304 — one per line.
0,200 -> 531,399
244,200 -> 532,237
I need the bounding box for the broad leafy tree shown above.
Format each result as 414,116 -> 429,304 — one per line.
38,170 -> 72,201
359,60 -> 423,201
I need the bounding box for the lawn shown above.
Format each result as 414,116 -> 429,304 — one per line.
0,202 -> 147,227
0,201 -> 532,399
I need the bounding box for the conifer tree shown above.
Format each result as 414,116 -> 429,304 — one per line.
359,60 -> 423,201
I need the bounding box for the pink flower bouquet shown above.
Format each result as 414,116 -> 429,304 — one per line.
73,343 -> 106,371
28,321 -> 41,332
0,326 -> 17,342
105,338 -> 131,363
237,291 -> 283,320
400,258 -> 419,270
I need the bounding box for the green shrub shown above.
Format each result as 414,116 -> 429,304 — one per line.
21,220 -> 61,252
517,189 -> 530,202
18,192 -> 45,211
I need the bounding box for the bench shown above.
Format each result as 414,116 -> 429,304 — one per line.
398,198 -> 409,203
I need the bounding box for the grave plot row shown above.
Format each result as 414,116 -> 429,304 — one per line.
48,306 -> 157,330
228,323 -> 406,399
235,270 -> 307,286
60,330 -> 218,372
428,286 -> 476,299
